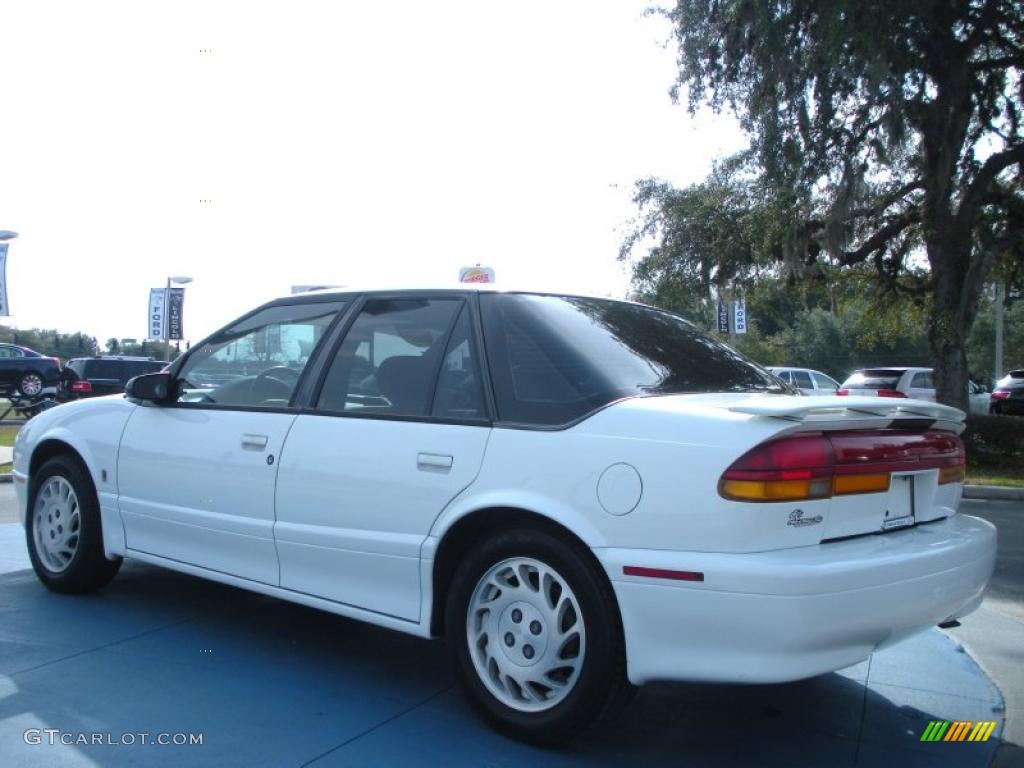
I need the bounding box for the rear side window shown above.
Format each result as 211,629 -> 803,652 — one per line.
480,294 -> 782,426
86,360 -> 124,380
911,371 -> 934,388
791,370 -> 813,389
317,298 -> 464,417
811,372 -> 839,390
841,369 -> 904,389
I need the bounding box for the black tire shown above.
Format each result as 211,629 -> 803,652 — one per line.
445,526 -> 629,745
17,371 -> 45,397
26,455 -> 122,593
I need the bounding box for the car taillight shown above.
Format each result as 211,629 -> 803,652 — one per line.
836,388 -> 849,396
52,357 -> 61,366
876,389 -> 906,398
991,390 -> 1010,401
719,430 -> 965,502
70,380 -> 92,393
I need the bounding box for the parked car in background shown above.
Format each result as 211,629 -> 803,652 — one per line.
766,366 -> 840,396
62,356 -> 169,399
0,343 -> 62,397
837,367 -> 990,414
990,370 -> 1024,415
13,286 -> 995,744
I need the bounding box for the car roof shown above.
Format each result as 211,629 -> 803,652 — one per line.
850,366 -> 930,373
276,283 -> 633,304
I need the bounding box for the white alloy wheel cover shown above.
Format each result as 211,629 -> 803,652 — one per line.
21,373 -> 43,396
34,476 -> 81,573
466,557 -> 587,712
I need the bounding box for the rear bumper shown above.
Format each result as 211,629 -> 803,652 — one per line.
596,514 -> 996,685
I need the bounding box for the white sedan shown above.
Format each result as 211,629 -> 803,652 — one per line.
13,287 -> 996,744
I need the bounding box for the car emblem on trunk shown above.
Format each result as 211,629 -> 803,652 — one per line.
787,509 -> 823,527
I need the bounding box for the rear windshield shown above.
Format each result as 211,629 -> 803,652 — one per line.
997,372 -> 1024,390
480,293 -> 783,425
840,369 -> 904,389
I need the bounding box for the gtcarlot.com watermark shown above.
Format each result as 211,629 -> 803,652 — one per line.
24,729 -> 203,747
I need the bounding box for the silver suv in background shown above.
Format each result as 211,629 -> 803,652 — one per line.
837,367 -> 990,414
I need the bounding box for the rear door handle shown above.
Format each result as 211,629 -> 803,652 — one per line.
417,452 -> 453,470
241,434 -> 269,450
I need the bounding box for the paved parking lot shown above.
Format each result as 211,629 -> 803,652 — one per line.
0,487 -> 1017,767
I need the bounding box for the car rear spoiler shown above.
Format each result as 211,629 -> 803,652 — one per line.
727,396 -> 966,434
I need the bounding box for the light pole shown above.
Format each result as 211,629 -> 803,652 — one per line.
165,276 -> 193,356
0,231 -> 18,319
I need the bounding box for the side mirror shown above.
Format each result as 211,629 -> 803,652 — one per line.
126,372 -> 174,403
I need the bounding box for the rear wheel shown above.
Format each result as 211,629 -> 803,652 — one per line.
445,527 -> 628,744
26,456 -> 121,593
18,371 -> 44,397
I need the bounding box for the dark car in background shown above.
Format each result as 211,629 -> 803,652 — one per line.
0,343 -> 63,397
62,356 -> 169,399
991,370 -> 1024,415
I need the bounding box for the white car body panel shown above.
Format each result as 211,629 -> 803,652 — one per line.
274,415 -> 490,621
117,405 -> 297,585
12,296 -> 996,691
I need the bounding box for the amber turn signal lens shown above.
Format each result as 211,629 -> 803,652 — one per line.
938,465 -> 966,485
832,473 -> 891,495
719,478 -> 832,502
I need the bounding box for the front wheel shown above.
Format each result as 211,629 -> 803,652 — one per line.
26,455 -> 122,593
445,527 -> 629,744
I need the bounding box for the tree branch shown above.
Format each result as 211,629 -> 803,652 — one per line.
956,144 -> 1024,231
835,209 -> 921,266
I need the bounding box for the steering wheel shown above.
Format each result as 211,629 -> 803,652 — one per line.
253,366 -> 301,399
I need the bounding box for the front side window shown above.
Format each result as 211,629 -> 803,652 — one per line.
176,301 -> 344,407
317,298 -> 464,417
480,293 -> 783,426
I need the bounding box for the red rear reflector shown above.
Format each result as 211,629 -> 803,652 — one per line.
70,381 -> 92,393
836,388 -> 849,396
876,389 -> 907,398
623,566 -> 704,582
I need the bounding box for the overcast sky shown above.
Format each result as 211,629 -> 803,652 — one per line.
0,0 -> 745,347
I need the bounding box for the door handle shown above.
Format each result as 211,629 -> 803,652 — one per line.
417,452 -> 453,470
241,434 -> 269,450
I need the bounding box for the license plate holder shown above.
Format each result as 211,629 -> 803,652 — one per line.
882,474 -> 916,531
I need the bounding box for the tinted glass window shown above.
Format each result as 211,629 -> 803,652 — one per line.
840,369 -> 904,389
432,306 -> 485,420
911,371 -> 934,388
0,347 -> 22,359
317,298 -> 462,417
67,360 -> 87,376
480,294 -> 782,426
177,301 -> 343,407
996,372 -> 1024,390
791,370 -> 813,389
811,372 -> 839,391
86,360 -> 124,379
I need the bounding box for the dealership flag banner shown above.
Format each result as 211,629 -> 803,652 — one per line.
734,298 -> 747,334
148,288 -> 166,340
0,243 -> 8,316
167,287 -> 185,340
717,299 -> 729,333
